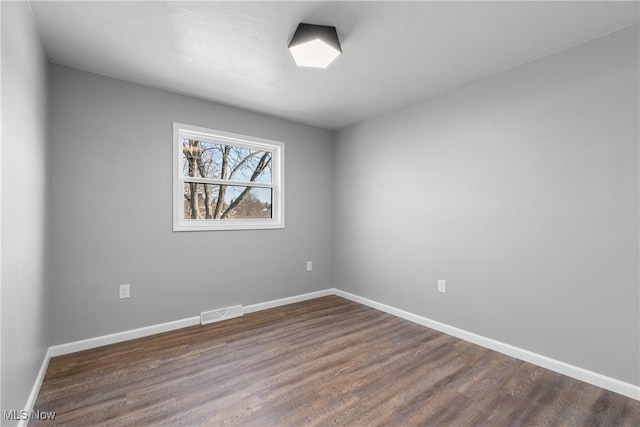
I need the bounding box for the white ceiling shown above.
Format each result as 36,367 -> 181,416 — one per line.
30,1 -> 639,130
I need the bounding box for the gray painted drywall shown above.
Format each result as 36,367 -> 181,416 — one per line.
1,1 -> 50,421
334,25 -> 639,385
48,65 -> 334,344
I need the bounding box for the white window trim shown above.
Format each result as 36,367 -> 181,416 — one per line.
173,122 -> 285,231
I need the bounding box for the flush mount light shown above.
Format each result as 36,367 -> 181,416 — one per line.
288,23 -> 342,68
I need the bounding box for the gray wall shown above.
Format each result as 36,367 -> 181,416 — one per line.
1,1 -> 50,420
48,65 -> 334,344
334,25 -> 639,385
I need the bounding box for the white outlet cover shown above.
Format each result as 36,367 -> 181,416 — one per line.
437,280 -> 446,293
306,261 -> 313,272
119,284 -> 130,299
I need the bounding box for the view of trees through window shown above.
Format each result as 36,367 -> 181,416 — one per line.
182,138 -> 273,220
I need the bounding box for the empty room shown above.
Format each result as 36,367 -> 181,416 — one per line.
1,1 -> 639,426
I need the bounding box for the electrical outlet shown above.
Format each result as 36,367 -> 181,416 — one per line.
306,261 -> 313,272
437,280 -> 446,294
119,284 -> 130,299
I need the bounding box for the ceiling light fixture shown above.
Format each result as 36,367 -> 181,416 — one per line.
288,23 -> 342,69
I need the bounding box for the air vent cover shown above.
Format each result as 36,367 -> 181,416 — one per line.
200,305 -> 243,325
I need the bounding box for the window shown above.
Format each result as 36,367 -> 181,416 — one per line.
173,123 -> 284,231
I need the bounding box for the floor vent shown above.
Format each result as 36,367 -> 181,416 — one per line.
200,305 -> 243,325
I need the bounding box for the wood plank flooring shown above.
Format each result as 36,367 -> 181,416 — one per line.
32,296 -> 640,426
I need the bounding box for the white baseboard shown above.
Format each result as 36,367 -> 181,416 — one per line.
333,288 -> 640,401
49,316 -> 201,357
49,289 -> 333,358
18,347 -> 52,427
25,286 -> 638,422
243,289 -> 334,314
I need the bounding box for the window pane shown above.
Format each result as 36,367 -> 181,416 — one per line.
181,138 -> 272,183
183,183 -> 272,220
182,140 -> 224,179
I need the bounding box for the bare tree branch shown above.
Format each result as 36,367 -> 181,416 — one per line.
183,140 -> 201,219
221,152 -> 271,219
214,145 -> 231,219
228,150 -> 261,180
196,154 -> 212,219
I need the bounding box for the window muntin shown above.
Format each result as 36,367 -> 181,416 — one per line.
173,123 -> 284,231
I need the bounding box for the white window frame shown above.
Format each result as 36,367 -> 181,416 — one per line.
173,122 -> 285,231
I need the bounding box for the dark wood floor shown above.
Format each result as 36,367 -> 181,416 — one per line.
32,295 -> 640,426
